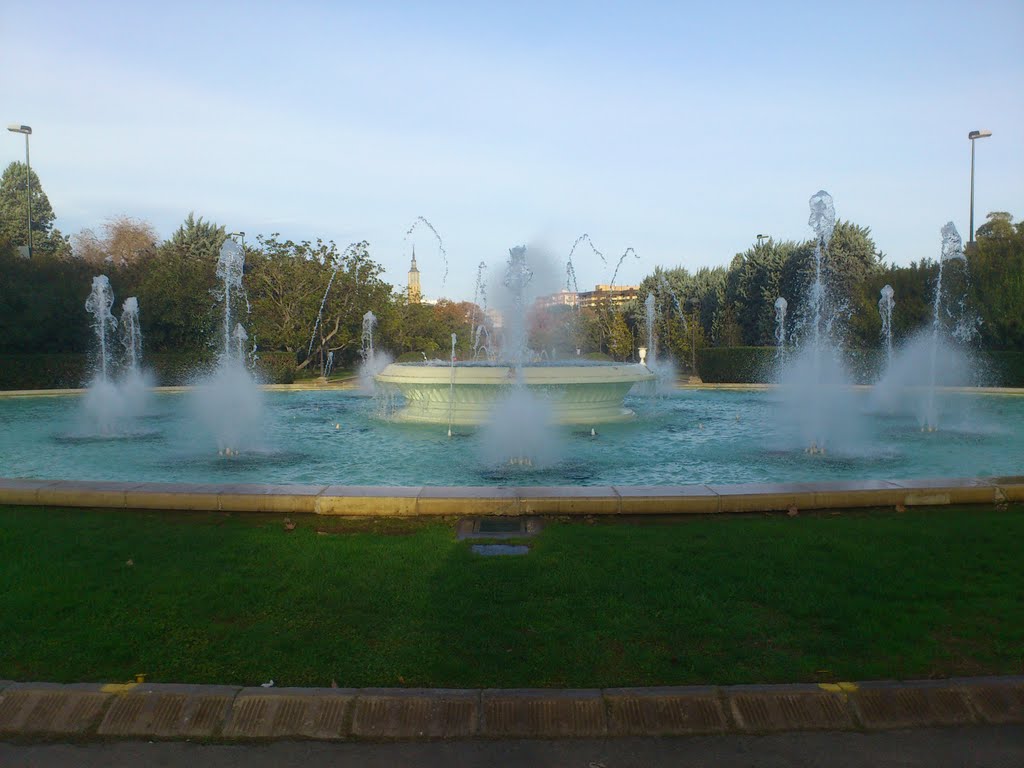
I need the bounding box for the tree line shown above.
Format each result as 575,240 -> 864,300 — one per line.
1,160 -> 1021,376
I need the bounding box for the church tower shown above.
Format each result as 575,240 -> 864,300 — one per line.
407,246 -> 422,304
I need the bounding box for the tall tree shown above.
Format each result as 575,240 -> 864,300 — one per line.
0,162 -> 55,248
133,213 -> 226,353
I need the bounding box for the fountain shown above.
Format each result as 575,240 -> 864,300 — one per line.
193,238 -> 263,454
775,191 -> 863,455
375,245 -> 653,427
879,285 -> 895,364
922,223 -> 969,430
80,278 -> 151,436
120,297 -> 142,375
644,293 -> 657,369
773,296 -> 788,362
357,310 -> 392,393
84,276 -> 117,383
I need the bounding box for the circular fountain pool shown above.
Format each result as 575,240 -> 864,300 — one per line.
0,389 -> 1020,487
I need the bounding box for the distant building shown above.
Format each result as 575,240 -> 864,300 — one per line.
407,247 -> 422,304
536,289 -> 578,309
536,284 -> 639,311
578,284 -> 640,309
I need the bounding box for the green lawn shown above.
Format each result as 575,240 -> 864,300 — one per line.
0,505 -> 1021,688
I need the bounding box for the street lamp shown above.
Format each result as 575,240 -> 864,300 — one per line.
227,231 -> 246,249
7,124 -> 33,257
968,129 -> 992,244
756,234 -> 770,247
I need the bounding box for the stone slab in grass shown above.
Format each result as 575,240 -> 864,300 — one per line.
350,689 -> 479,739
481,689 -> 606,738
604,686 -> 729,735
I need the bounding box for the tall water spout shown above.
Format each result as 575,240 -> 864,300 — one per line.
775,191 -> 863,455
480,245 -> 558,468
447,332 -> 457,438
216,239 -> 246,363
232,323 -> 249,364
471,261 -> 490,360
357,309 -> 392,394
85,275 -> 117,382
195,237 -> 263,454
361,310 -> 377,364
879,285 -> 895,364
644,293 -> 656,368
922,223 -> 967,430
807,190 -> 836,349
774,297 -> 787,361
120,297 -> 142,375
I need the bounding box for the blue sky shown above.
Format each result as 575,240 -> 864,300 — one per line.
2,0 -> 1021,300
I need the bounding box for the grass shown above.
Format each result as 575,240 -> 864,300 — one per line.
0,504 -> 1022,689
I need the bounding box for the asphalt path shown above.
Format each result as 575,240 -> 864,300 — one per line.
2,726 -> 1022,767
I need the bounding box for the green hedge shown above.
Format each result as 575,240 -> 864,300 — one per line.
696,346 -> 1024,386
984,351 -> 1024,387
0,351 -> 300,390
696,347 -> 778,383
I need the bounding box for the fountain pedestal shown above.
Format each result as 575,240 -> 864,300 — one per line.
375,363 -> 655,425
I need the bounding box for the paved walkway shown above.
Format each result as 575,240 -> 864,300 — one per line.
0,676 -> 1021,742
3,727 -> 1023,767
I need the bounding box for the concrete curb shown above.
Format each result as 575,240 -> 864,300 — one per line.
0,475 -> 1021,516
0,677 -> 1021,742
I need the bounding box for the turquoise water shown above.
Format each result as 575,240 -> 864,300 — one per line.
0,390 -> 1020,486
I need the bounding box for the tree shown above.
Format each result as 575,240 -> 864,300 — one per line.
246,235 -> 341,354
73,216 -> 158,267
303,241 -> 393,371
968,212 -> 1024,349
608,311 -> 634,360
132,213 -> 226,353
0,162 -> 55,248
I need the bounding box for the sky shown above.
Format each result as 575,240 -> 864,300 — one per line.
2,0 -> 1022,301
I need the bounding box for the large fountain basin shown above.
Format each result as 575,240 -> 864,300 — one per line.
374,362 -> 656,425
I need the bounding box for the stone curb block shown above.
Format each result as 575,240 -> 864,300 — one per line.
0,683 -> 112,736
604,686 -> 730,735
725,683 -> 856,732
481,689 -> 606,738
954,677 -> 1024,724
97,684 -> 240,738
222,687 -> 357,739
350,689 -> 478,739
848,680 -> 977,729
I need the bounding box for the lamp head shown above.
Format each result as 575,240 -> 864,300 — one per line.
968,130 -> 992,140
7,124 -> 32,135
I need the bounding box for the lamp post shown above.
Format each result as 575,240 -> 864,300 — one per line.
968,130 -> 992,244
227,231 -> 246,249
6,124 -> 33,257
756,233 -> 770,247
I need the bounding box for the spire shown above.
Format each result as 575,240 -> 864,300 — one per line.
408,245 -> 422,304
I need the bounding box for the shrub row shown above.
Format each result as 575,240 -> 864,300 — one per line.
0,351 -> 301,390
696,347 -> 1024,387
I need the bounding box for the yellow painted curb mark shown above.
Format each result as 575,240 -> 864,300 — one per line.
818,683 -> 843,692
100,683 -> 139,694
837,682 -> 859,692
